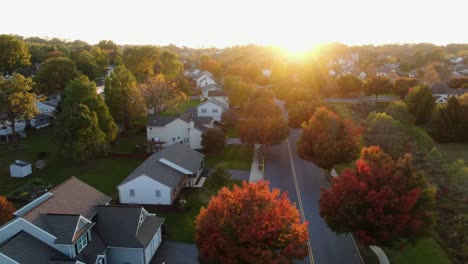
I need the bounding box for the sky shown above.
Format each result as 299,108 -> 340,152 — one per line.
1,0 -> 467,52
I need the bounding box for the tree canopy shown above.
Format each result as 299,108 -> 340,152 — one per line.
0,196 -> 15,225
139,74 -> 187,115
123,46 -> 160,82
394,77 -> 419,99
429,96 -> 468,142
363,76 -> 392,99
405,85 -> 435,125
0,34 -> 31,74
336,74 -> 363,96
33,57 -> 79,96
195,181 -> 309,263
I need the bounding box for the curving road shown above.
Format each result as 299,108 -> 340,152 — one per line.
264,129 -> 363,264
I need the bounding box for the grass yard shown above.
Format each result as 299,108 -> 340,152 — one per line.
149,180 -> 242,243
225,127 -> 240,138
160,100 -> 200,116
0,127 -> 145,198
205,145 -> 253,171
388,238 -> 452,264
436,143 -> 468,163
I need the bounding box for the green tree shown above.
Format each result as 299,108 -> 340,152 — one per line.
0,35 -> 31,74
429,96 -> 468,142
63,76 -> 118,142
363,76 -> 392,100
201,128 -> 226,153
71,50 -> 102,80
158,51 -> 183,80
105,66 -> 146,131
0,74 -> 38,145
55,104 -> 107,161
123,46 -> 160,82
288,100 -> 320,128
405,85 -> 435,125
204,166 -> 231,190
365,112 -> 406,158
139,74 -> 187,114
394,77 -> 419,99
34,57 -> 79,96
223,75 -> 254,106
336,74 -> 363,97
239,116 -> 289,147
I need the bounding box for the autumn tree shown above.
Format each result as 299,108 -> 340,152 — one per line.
365,112 -> 406,158
422,64 -> 440,85
394,77 -> 419,99
139,74 -> 186,115
297,106 -> 360,169
319,146 -> 435,248
202,128 -> 226,154
363,75 -> 392,100
61,76 -> 118,142
34,57 -> 79,96
122,46 -> 160,82
447,77 -> 468,89
288,100 -> 320,128
0,196 -> 15,225
0,74 -> 38,146
336,74 -> 363,97
105,66 -> 146,131
55,104 -> 107,161
200,59 -> 223,78
0,34 -> 31,74
223,75 -> 254,106
429,96 -> 468,142
405,85 -> 435,125
385,101 -> 410,123
157,50 -> 183,80
239,116 -> 289,146
195,181 -> 309,263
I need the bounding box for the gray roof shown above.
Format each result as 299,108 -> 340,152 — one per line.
431,82 -> 466,95
34,214 -> 91,245
179,114 -> 212,132
208,90 -> 227,97
201,83 -> 221,92
75,231 -> 106,264
119,143 -> 204,188
43,98 -> 60,108
148,115 -> 178,127
195,71 -> 214,79
0,231 -> 71,263
147,114 -> 213,132
198,98 -> 228,110
95,206 -> 164,248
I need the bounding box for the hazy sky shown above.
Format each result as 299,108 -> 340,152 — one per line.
1,0 -> 467,51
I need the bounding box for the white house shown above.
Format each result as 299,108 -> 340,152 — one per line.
36,98 -> 60,116
118,143 -> 205,205
0,120 -> 27,143
196,71 -> 216,88
0,177 -> 165,264
196,99 -> 228,121
207,90 -> 229,105
449,56 -> 464,64
146,114 -> 213,149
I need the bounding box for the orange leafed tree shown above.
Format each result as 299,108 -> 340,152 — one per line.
0,196 -> 15,225
195,181 -> 309,264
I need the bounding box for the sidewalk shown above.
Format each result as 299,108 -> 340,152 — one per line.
249,144 -> 264,182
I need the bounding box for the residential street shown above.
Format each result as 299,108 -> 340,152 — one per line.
264,129 -> 363,264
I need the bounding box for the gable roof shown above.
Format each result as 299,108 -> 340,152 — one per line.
95,206 -> 164,248
208,90 -> 227,97
178,114 -> 212,132
198,98 -> 228,110
196,71 -> 214,79
201,83 -> 221,92
22,177 -> 111,224
0,231 -> 71,263
147,114 -> 212,132
147,115 -> 179,127
119,143 -> 204,188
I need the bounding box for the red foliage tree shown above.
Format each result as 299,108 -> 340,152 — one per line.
195,181 -> 309,263
319,146 -> 434,248
297,106 -> 361,169
0,196 -> 15,225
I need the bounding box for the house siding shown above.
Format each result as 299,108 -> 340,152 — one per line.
188,128 -> 203,149
107,247 -> 144,264
144,227 -> 162,264
197,102 -> 223,121
119,175 -> 173,205
196,74 -> 215,88
147,119 -> 204,149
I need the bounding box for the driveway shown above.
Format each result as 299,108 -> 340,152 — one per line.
228,169 -> 250,181
151,241 -> 198,264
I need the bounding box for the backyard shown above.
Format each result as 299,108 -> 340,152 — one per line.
205,145 -> 253,171
160,100 -> 200,116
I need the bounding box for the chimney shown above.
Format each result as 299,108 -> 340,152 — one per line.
189,119 -> 194,128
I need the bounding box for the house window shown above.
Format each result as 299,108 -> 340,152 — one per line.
201,109 -> 207,113
212,109 -> 219,113
177,136 -> 180,140
76,233 -> 88,253
183,138 -> 189,143
129,189 -> 135,197
172,137 -> 176,142
155,190 -> 161,197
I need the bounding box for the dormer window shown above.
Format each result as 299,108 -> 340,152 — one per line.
76,233 -> 88,253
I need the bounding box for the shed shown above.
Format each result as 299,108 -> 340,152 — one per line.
10,160 -> 32,178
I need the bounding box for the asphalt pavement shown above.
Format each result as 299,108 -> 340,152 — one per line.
264,129 -> 363,264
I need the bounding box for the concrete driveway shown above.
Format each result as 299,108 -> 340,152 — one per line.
151,241 -> 199,264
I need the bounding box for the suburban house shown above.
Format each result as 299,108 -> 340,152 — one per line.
118,143 -> 205,205
0,119 -> 26,143
200,83 -> 222,98
196,99 -> 228,121
146,114 -> 213,149
195,71 -> 216,88
431,82 -> 466,103
36,98 -> 60,117
0,177 -> 165,264
207,90 -> 229,105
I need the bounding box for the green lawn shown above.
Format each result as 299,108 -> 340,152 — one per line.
225,127 -> 240,138
111,131 -> 146,153
160,100 -> 200,116
388,238 -> 452,264
205,145 -> 253,171
436,143 -> 468,163
0,127 -> 144,198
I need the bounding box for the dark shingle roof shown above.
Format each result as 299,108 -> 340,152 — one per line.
147,115 -> 178,127
34,214 -> 83,244
431,82 -> 466,95
0,231 -> 71,264
119,143 -> 204,188
95,206 -> 164,248
208,90 -> 227,97
178,114 -> 212,132
198,98 -> 228,110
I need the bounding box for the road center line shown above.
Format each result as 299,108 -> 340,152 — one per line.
286,138 -> 315,264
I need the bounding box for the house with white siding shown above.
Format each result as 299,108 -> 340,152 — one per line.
200,83 -> 222,98
118,143 -> 205,205
0,177 -> 165,264
146,114 -> 213,149
195,71 -> 216,88
207,90 -> 229,105
196,99 -> 228,121
36,98 -> 60,117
